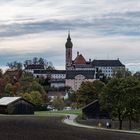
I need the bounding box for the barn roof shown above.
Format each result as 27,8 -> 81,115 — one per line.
82,100 -> 98,110
0,97 -> 21,105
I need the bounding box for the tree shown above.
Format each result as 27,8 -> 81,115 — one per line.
20,71 -> 35,82
30,91 -> 43,105
76,80 -> 105,107
5,83 -> 13,96
52,97 -> 65,110
100,78 -> 126,129
121,77 -> 140,130
19,92 -> 33,103
47,62 -> 55,70
12,82 -> 21,95
33,57 -> 38,64
92,80 -> 105,95
24,57 -> 55,70
133,72 -> 140,80
31,81 -> 46,94
7,61 -> 22,69
100,77 -> 140,130
20,91 -> 43,105
113,68 -> 131,78
0,69 -> 3,78
24,60 -> 32,67
38,58 -> 45,65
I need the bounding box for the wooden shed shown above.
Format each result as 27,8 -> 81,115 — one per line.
82,100 -> 109,119
0,97 -> 34,114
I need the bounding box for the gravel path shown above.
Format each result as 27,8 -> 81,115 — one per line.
63,114 -> 140,134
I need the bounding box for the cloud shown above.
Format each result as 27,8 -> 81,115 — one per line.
0,0 -> 140,37
0,0 -> 140,71
125,63 -> 140,72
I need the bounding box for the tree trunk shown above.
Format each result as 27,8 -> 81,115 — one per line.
118,113 -> 123,130
119,119 -> 122,130
129,117 -> 132,130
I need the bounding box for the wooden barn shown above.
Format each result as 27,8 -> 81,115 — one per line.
82,100 -> 109,119
0,97 -> 34,114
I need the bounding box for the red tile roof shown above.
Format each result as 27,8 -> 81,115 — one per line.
74,54 -> 86,64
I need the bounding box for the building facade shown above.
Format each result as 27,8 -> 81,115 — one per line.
65,32 -> 125,79
66,70 -> 95,91
24,32 -> 125,91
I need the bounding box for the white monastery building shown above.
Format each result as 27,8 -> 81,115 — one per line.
24,32 -> 125,91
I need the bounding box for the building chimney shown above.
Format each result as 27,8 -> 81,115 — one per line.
77,51 -> 79,56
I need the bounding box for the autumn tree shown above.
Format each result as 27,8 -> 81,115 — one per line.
31,81 -> 46,94
5,83 -> 13,96
20,91 -> 43,105
0,69 -> 3,78
30,91 -> 43,105
19,92 -> 33,102
76,80 -> 105,107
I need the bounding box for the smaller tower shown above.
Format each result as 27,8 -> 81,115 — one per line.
65,31 -> 73,70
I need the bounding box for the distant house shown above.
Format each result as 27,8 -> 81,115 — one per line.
92,59 -> 125,78
33,70 -> 66,79
48,91 -> 68,102
50,80 -> 65,88
33,70 -> 66,88
65,70 -> 95,91
4,69 -> 22,82
82,100 -> 109,119
24,64 -> 45,74
0,97 -> 34,114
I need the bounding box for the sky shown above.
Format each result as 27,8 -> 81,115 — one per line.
0,0 -> 140,72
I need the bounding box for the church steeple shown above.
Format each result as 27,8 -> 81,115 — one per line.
65,31 -> 73,69
65,31 -> 73,48
67,30 -> 71,40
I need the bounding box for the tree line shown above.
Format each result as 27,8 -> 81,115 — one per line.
7,57 -> 55,70
0,57 -> 56,109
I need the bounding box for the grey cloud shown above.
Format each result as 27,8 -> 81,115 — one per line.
1,10 -> 140,38
0,0 -> 140,71
0,0 -> 140,37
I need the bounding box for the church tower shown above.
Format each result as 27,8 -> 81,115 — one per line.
65,31 -> 73,70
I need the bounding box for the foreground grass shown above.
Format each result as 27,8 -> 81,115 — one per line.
35,109 -> 81,116
133,128 -> 140,131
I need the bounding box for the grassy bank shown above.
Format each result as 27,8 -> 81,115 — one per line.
35,109 -> 81,116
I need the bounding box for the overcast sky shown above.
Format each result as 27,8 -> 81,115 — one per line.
0,0 -> 140,72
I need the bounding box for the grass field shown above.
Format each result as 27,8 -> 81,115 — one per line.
35,109 -> 82,116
